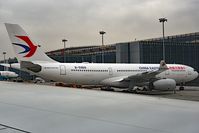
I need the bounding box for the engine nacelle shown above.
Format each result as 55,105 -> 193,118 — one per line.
152,79 -> 176,91
0,71 -> 18,78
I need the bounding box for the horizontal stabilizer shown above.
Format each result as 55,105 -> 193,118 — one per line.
20,61 -> 41,73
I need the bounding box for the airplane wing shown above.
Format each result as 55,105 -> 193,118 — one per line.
101,60 -> 169,87
123,60 -> 168,83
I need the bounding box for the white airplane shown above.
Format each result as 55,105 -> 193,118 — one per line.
0,71 -> 18,79
3,23 -> 198,91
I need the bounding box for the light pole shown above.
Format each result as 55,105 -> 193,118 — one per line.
3,52 -> 6,71
62,39 -> 67,63
159,17 -> 167,61
99,31 -> 106,63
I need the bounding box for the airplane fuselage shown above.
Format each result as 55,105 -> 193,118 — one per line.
35,63 -> 198,87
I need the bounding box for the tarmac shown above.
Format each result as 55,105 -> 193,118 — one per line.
151,86 -> 199,101
84,86 -> 199,102
0,81 -> 199,133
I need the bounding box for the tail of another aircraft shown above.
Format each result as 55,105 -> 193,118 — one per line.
5,23 -> 56,63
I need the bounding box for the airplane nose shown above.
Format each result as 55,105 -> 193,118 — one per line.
193,70 -> 199,80
195,71 -> 199,79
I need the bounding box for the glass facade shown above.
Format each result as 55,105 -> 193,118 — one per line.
116,43 -> 130,63
116,32 -> 199,71
139,42 -> 199,70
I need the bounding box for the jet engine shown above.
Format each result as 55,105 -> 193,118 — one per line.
152,79 -> 176,91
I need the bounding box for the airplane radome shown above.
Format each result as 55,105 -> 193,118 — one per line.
3,23 -> 199,92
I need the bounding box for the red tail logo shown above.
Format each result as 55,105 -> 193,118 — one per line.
13,36 -> 37,57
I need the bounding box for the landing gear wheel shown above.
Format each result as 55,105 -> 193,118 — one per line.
127,89 -> 136,93
128,88 -> 139,93
143,87 -> 147,91
179,86 -> 184,91
101,86 -> 114,91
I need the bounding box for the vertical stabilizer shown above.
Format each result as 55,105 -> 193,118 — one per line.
5,23 -> 56,63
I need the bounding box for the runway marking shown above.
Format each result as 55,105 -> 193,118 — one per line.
0,123 -> 31,133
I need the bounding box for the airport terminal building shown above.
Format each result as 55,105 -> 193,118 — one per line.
116,32 -> 199,70
46,32 -> 199,71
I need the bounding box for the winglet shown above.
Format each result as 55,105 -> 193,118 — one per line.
159,60 -> 168,70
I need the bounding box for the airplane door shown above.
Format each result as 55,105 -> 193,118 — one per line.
108,67 -> 113,76
60,65 -> 66,75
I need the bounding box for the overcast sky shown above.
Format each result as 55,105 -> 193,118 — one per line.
0,0 -> 198,60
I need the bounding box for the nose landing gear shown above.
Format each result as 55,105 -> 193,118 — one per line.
179,86 -> 185,90
179,82 -> 185,91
